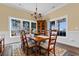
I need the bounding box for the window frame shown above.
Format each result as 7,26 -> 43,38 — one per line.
31,21 -> 37,33
30,20 -> 37,31
9,17 -> 22,38
9,17 -> 37,37
49,15 -> 68,38
22,19 -> 30,34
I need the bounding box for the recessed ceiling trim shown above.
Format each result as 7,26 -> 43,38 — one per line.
2,3 -> 67,16
44,4 -> 68,16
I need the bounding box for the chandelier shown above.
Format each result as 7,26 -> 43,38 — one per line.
31,3 -> 42,20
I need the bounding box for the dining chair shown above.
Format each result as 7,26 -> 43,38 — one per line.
40,30 -> 45,35
20,30 -> 36,55
0,38 -> 5,56
40,29 -> 58,56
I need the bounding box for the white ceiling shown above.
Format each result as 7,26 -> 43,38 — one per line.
4,3 -> 66,15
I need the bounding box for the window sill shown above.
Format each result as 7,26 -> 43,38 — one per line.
10,36 -> 20,38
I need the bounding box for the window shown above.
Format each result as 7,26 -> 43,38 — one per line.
31,22 -> 36,33
9,17 -> 37,37
50,17 -> 67,37
10,18 -> 21,37
50,21 -> 55,30
23,21 -> 30,33
57,18 -> 66,36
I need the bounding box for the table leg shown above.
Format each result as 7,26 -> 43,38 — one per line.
35,41 -> 41,56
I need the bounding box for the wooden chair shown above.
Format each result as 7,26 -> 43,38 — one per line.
0,38 -> 5,56
40,30 -> 45,35
20,30 -> 36,55
40,30 -> 58,56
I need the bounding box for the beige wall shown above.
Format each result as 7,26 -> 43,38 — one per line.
45,4 -> 79,31
0,4 -> 32,31
0,4 -> 79,31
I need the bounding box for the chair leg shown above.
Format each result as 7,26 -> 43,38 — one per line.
54,51 -> 56,56
47,50 -> 49,56
22,46 -> 25,53
48,53 -> 49,56
53,48 -> 56,56
35,42 -> 39,56
38,42 -> 41,55
26,48 -> 29,55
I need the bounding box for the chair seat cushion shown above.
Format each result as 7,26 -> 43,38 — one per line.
25,38 -> 36,48
25,41 -> 35,48
40,40 -> 54,49
28,41 -> 36,47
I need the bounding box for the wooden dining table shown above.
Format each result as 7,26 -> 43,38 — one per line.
31,35 -> 49,55
33,35 -> 49,42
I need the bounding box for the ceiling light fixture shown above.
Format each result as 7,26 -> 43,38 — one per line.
31,3 -> 42,20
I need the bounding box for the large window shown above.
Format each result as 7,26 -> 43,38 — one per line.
31,22 -> 36,33
50,21 -> 55,30
57,18 -> 66,36
50,17 -> 67,37
10,18 -> 21,37
9,17 -> 37,37
23,21 -> 30,33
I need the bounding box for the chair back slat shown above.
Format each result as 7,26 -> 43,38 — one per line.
48,29 -> 58,50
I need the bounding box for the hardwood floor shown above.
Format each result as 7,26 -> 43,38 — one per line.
56,42 -> 79,56
1,42 -> 79,56
2,45 -> 67,56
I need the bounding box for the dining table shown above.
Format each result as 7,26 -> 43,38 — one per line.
33,35 -> 49,42
31,35 -> 49,55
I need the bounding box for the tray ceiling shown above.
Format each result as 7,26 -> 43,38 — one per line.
4,3 -> 67,15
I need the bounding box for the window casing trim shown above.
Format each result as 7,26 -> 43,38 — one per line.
49,15 -> 68,38
9,16 -> 37,38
